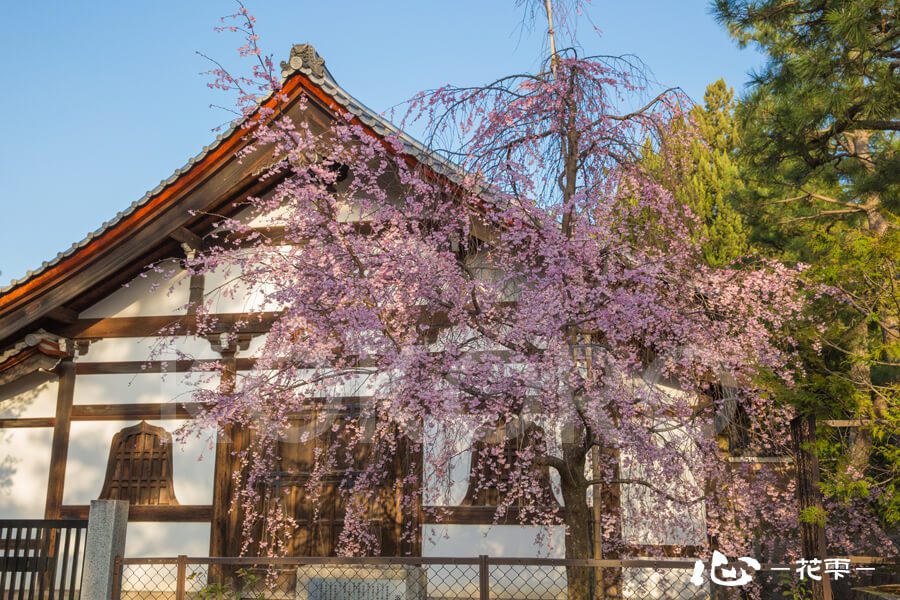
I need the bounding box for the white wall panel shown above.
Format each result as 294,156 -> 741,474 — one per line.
125,522 -> 211,557
79,259 -> 190,318
422,418 -> 472,506
619,442 -> 707,546
421,524 -> 565,558
420,524 -> 566,598
242,204 -> 290,227
73,372 -> 215,406
0,428 -> 52,518
234,369 -> 384,398
204,257 -> 287,314
77,336 -> 220,363
0,372 -> 58,418
618,369 -> 707,546
241,333 -> 269,358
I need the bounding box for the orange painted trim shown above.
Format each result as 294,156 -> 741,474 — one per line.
0,347 -> 38,373
0,337 -> 69,372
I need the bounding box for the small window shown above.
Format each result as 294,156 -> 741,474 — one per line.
99,421 -> 180,505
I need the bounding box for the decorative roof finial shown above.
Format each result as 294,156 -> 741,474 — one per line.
281,43 -> 326,80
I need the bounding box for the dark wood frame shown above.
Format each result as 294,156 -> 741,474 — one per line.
44,360 -> 74,519
58,505 -> 211,521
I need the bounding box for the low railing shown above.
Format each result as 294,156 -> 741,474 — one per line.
0,519 -> 88,600
112,554 -> 900,600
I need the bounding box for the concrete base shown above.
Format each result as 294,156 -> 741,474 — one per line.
81,500 -> 129,600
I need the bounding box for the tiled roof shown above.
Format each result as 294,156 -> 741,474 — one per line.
0,44 -> 459,297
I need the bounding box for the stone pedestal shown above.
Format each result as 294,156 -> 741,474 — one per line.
81,500 -> 129,600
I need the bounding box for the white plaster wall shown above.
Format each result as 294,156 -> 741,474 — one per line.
79,259 -> 190,318
125,522 -> 211,558
119,523 -> 212,593
73,372 -> 214,406
0,371 -> 58,418
619,450 -> 707,546
241,333 -> 269,358
235,195 -> 366,228
422,416 -> 564,508
618,370 -> 708,547
233,198 -> 288,228
422,524 -> 566,600
422,524 -> 565,558
62,420 -> 216,506
0,427 -> 52,518
422,418 -> 472,506
77,336 -> 219,363
235,368 -> 384,398
203,252 -> 287,314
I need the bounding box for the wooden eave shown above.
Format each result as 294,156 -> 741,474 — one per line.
0,336 -> 71,385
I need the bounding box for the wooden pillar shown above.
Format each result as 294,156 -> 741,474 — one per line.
209,350 -> 237,559
591,446 -> 605,600
598,446 -> 622,599
45,359 -> 75,518
791,415 -> 833,600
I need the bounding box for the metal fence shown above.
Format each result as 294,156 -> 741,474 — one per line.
0,519 -> 88,600
111,555 -> 900,600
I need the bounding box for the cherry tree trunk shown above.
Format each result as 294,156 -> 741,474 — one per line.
560,453 -> 594,600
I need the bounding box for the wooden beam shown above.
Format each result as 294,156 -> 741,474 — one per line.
187,274 -> 205,316
0,418 -> 56,428
45,306 -> 79,325
75,359 -> 259,375
71,402 -> 206,421
0,351 -> 59,386
66,399 -> 370,421
61,306 -> 486,341
76,360 -> 204,375
45,360 -> 75,519
419,506 -> 563,525
169,227 -> 203,249
64,312 -> 279,339
59,504 -> 213,522
822,419 -> 872,427
210,352 -> 237,558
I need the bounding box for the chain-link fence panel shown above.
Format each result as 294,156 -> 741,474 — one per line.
119,562 -> 179,600
116,556 -> 899,600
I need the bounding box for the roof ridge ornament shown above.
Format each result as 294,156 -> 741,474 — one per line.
281,43 -> 326,80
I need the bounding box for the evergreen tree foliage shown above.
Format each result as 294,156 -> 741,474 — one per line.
714,0 -> 899,531
642,80 -> 749,266
714,0 -> 899,206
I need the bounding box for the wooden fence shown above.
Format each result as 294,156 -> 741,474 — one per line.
0,519 -> 88,600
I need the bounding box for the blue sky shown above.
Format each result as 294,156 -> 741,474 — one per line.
0,1 -> 764,287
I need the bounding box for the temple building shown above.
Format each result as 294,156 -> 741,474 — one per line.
0,45 -> 709,562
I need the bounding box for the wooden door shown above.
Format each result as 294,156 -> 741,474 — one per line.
272,408 -> 417,556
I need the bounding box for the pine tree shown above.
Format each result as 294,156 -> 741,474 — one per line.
715,0 -> 899,529
642,79 -> 749,267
